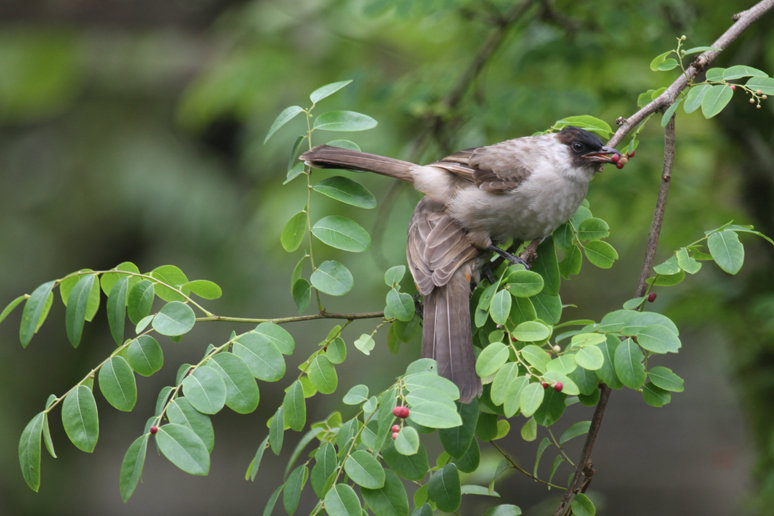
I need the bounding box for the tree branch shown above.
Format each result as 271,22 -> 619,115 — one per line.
199,310 -> 385,325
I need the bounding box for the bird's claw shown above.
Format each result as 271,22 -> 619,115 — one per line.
487,244 -> 531,270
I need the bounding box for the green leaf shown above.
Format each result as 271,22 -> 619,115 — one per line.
0,294 -> 26,325
345,450 -> 385,489
281,211 -> 307,252
106,276 -> 128,345
324,484 -> 362,515
20,280 -> 55,347
575,345 -> 604,370
546,354 -> 577,375
439,400 -> 478,457
310,80 -> 352,103
283,464 -> 308,515
682,45 -> 721,56
155,423 -> 210,475
533,237 -> 560,295
489,289 -> 512,325
571,493 -> 596,516
520,344 -> 550,371
559,244 -> 582,278
475,342 -> 510,378
254,322 -> 295,354
152,301 -> 195,336
150,264 -> 188,302
745,76 -> 774,95
62,385 -> 99,452
314,176 -> 376,209
264,105 -> 304,143
270,407 -> 284,455
182,279 -> 222,300
394,426 -> 420,456
554,116 -> 612,138
630,324 -> 681,353
521,418 -> 537,442
343,384 -> 369,405
676,247 -> 702,274
98,356 -> 137,411
18,412 -> 44,491
307,355 -> 338,394
41,404 -> 56,459
596,335 -> 622,389
722,65 -> 768,80
292,278 -> 311,314
65,274 -> 96,347
362,469 -> 409,516
310,260 -> 354,296
311,442 -> 337,497
354,333 -> 375,355
181,366 -> 227,414
648,366 -> 685,392
701,84 -> 734,119
233,334 -> 285,382
127,279 -> 154,324
642,382 -> 672,407
614,339 -> 646,389
708,229 -> 744,274
313,110 -> 377,132
405,397 -> 461,429
577,217 -> 610,241
246,436 -> 269,482
210,352 -> 260,414
661,99 -> 682,126
100,262 -> 140,295
283,380 -> 306,431
384,265 -> 406,286
683,84 -> 710,113
312,215 -> 371,252
506,270 -> 544,298
512,321 -> 551,342
119,435 -> 148,502
503,376 -> 528,417
484,504 -> 522,516
649,50 -> 677,71
490,362 -> 519,407
263,485 -> 283,516
519,382 -> 545,417
559,420 -> 591,444
126,336 -> 164,376
584,240 -> 618,269
167,397 -> 215,452
386,288 -> 415,322
428,463 -> 461,512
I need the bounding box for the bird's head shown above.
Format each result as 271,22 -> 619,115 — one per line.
557,126 -> 622,171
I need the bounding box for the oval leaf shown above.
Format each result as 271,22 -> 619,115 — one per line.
18,412 -> 45,491
701,84 -> 734,119
126,335 -> 164,377
107,276 -> 129,345
310,260 -> 354,296
155,423 -> 210,475
210,352 -> 260,414
152,301 -> 196,336
708,229 -> 744,274
324,484 -> 362,515
167,397 -> 215,452
20,280 -> 55,348
614,338 -> 646,389
283,380 -> 306,431
428,463 -> 461,512
281,211 -> 307,252
264,105 -> 304,144
181,366 -> 227,414
62,385 -> 99,452
233,333 -> 286,381
314,176 -> 377,209
313,110 -> 377,132
98,356 -> 137,411
307,355 -> 338,394
489,289 -> 512,325
584,240 -> 618,269
312,215 -> 371,252
119,435 -> 148,502
344,450 -> 385,489
309,80 -> 353,104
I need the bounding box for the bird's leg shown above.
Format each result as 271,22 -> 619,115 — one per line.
487,244 -> 531,269
519,239 -> 541,266
413,293 -> 424,319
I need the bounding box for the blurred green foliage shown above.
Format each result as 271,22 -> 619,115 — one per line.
1,0 -> 773,514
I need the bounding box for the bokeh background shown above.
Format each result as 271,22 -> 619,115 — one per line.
1,0 -> 773,514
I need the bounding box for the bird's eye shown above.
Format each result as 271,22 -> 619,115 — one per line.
571,142 -> 585,153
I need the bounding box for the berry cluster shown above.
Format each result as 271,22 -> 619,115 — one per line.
611,150 -> 635,170
391,406 -> 410,440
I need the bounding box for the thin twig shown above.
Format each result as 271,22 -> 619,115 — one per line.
490,440 -> 567,490
198,311 -> 385,325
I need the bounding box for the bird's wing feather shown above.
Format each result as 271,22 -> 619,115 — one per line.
407,198 -> 479,295
428,141 -> 534,193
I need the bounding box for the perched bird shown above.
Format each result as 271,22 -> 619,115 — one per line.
301,127 -> 621,402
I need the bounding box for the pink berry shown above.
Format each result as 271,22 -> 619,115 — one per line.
553,382 -> 563,392
391,424 -> 400,433
730,84 -> 736,90
400,407 -> 410,418
615,162 -> 624,169
392,407 -> 401,417
150,425 -> 158,434
393,406 -> 409,418
648,292 -> 657,302
391,432 -> 399,440
541,382 -> 549,388
611,154 -> 620,163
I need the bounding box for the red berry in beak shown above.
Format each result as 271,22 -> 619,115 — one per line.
611,154 -> 620,163
615,162 -> 624,169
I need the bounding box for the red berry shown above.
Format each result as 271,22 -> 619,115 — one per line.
150,425 -> 158,434
400,407 -> 410,418
392,406 -> 401,417
627,151 -> 635,158
391,424 -> 400,433
541,382 -> 549,388
611,154 -> 620,163
730,84 -> 736,90
391,432 -> 399,440
648,292 -> 657,302
615,162 -> 624,169
553,382 -> 563,392
393,406 -> 409,418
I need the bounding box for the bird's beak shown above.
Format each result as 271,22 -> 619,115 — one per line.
582,146 -> 622,164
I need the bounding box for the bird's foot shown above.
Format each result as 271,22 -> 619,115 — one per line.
413,294 -> 424,319
487,244 -> 531,270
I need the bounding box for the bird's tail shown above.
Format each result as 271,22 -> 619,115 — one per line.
300,145 -> 415,183
421,271 -> 482,403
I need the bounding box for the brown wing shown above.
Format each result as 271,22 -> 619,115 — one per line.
428,140 -> 533,193
407,198 -> 479,295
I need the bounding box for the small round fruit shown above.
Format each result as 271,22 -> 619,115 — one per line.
611,154 -> 621,163
553,382 -> 564,392
541,382 -> 549,388
150,425 -> 158,434
392,432 -> 399,440
648,292 -> 657,302
616,162 -> 625,169
627,151 -> 636,158
392,406 -> 402,417
729,84 -> 736,91
393,406 -> 409,418
391,424 -> 400,433
750,98 -> 756,104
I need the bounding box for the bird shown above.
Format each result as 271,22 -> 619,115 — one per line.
300,127 -> 621,402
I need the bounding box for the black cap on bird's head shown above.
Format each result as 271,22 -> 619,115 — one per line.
557,126 -> 622,169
